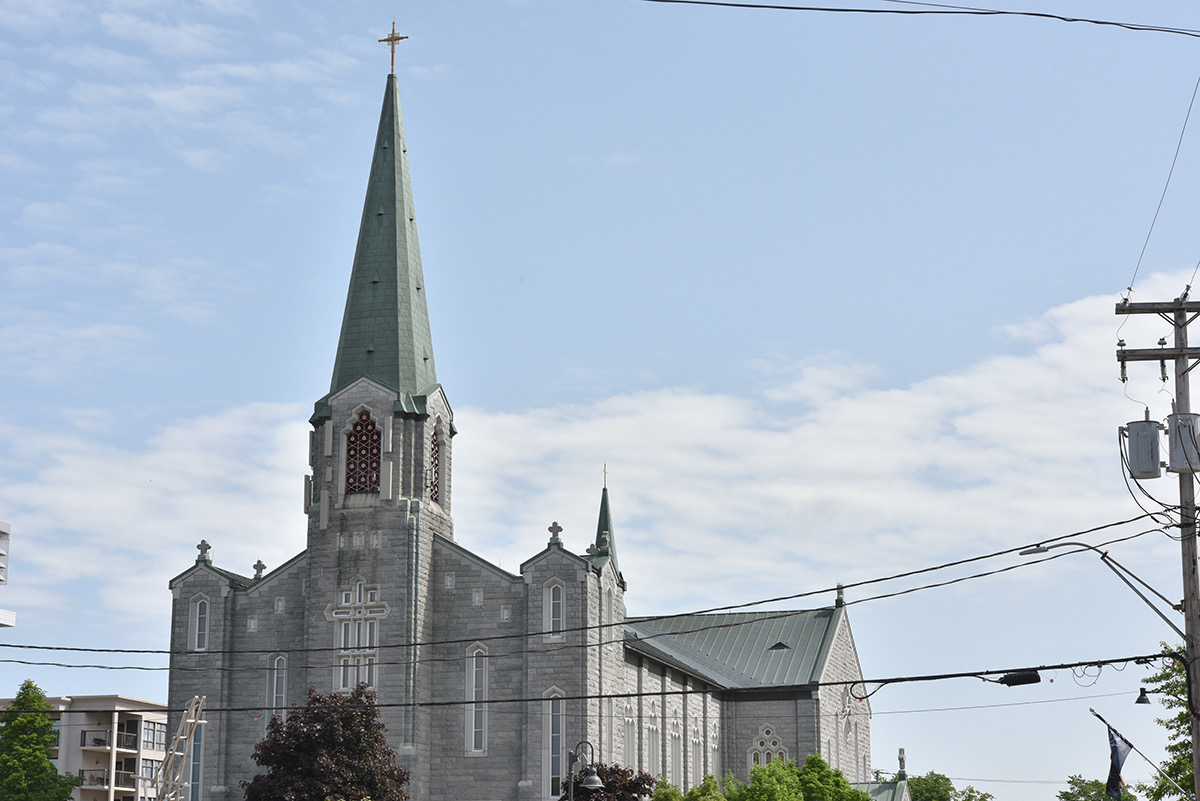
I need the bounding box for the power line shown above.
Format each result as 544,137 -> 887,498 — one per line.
0,650 -> 1172,717
640,0 -> 1200,40
0,512 -> 1157,665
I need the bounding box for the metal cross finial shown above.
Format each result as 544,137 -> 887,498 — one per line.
196,539 -> 211,561
548,521 -> 563,544
603,462 -> 607,489
253,559 -> 266,579
378,21 -> 409,75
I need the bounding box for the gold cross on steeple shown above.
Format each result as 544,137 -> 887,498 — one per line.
378,21 -> 409,75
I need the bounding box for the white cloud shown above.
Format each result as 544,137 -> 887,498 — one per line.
98,13 -> 226,59
0,273 -> 1188,692
0,403 -> 310,626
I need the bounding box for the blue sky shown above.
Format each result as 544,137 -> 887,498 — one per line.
5,1 -> 1200,798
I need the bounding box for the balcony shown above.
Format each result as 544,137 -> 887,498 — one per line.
79,729 -> 138,750
78,768 -> 136,790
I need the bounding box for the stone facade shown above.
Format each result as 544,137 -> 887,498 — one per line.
165,72 -> 872,801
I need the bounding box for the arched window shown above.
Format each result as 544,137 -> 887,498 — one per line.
192,598 -> 209,652
623,704 -> 637,768
345,410 -> 382,494
272,655 -> 287,713
466,645 -> 487,753
647,702 -> 660,778
544,689 -> 565,798
186,723 -> 203,801
670,720 -> 682,785
429,427 -> 442,504
543,580 -> 564,639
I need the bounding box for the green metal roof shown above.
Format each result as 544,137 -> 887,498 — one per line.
850,780 -> 910,801
585,487 -> 622,583
624,607 -> 844,689
325,72 -> 437,404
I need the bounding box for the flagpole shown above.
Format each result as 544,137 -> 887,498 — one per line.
1091,708 -> 1192,799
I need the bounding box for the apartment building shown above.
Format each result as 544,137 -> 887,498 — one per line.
3,694 -> 170,801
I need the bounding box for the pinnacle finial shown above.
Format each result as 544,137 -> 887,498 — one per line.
378,21 -> 409,75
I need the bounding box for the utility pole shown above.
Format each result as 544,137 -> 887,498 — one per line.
1117,294 -> 1200,801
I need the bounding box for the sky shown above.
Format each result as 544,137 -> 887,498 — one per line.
6,0 -> 1200,798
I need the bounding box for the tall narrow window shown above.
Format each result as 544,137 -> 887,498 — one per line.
345,411 -> 382,494
670,721 -> 682,785
647,703 -> 660,778
194,599 -> 208,652
623,705 -> 637,768
186,724 -> 203,801
466,646 -> 487,753
429,429 -> 441,503
545,691 -> 564,798
272,656 -> 287,712
543,582 -> 564,637
332,581 -> 385,691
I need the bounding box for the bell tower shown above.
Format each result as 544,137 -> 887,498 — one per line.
301,69 -> 451,797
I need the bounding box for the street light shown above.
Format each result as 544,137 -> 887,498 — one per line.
567,740 -> 604,801
1019,541 -> 1184,640
1020,541 -> 1200,715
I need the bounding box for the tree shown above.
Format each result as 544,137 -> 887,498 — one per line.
562,762 -> 656,801
0,679 -> 81,801
955,788 -> 994,801
242,684 -> 410,801
718,755 -> 869,801
1057,774 -> 1138,801
907,771 -> 993,801
1137,649 -> 1190,801
907,772 -> 955,801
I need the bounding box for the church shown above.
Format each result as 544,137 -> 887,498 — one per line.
167,63 -> 872,801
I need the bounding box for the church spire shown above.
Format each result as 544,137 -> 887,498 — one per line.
593,485 -> 620,579
327,73 -> 437,403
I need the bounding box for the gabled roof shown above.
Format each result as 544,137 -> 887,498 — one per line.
624,607 -> 845,689
169,557 -> 255,591
319,72 -> 438,414
850,780 -> 910,801
435,534 -> 521,582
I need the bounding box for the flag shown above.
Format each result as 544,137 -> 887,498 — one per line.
1105,724 -> 1133,799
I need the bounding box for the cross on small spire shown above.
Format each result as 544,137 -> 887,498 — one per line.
603,462 -> 607,489
196,539 -> 211,561
253,560 -> 266,579
548,521 -> 563,544
378,21 -> 409,75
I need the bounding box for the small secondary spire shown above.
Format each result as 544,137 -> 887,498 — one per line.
378,21 -> 409,75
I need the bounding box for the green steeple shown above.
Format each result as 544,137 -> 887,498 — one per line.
326,73 -> 437,403
592,486 -> 621,579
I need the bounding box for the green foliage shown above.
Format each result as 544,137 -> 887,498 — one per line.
242,685 -> 409,801
905,771 -> 992,801
0,679 -> 81,801
1057,774 -> 1138,801
654,780 -> 686,801
907,772 -> 955,801
1136,648 -> 1190,801
562,762 -> 657,801
689,755 -> 866,801
684,775 -> 728,801
954,788 -> 994,801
